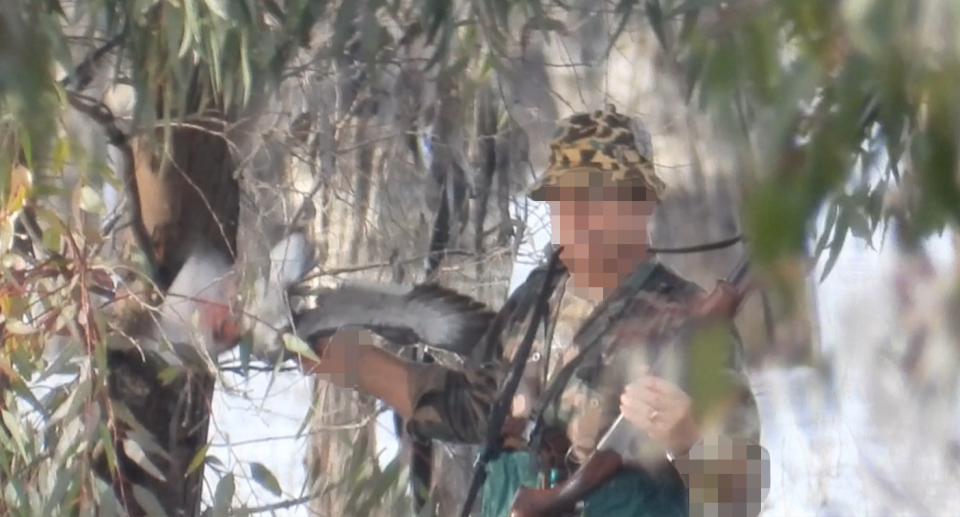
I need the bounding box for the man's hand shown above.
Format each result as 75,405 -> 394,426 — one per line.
297,330 -> 375,388
620,366 -> 702,457
295,330 -> 420,419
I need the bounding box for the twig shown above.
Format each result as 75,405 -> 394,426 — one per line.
57,3 -> 164,91
219,363 -> 302,374
294,249 -> 477,285
65,91 -> 159,278
237,494 -> 314,515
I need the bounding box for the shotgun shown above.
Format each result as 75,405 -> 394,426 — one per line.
508,254 -> 753,517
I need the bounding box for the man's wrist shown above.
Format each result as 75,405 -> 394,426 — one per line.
352,344 -> 376,390
668,417 -> 702,459
667,439 -> 696,463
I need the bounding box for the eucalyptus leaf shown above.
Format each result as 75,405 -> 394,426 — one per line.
211,473 -> 236,517
201,0 -> 231,19
80,185 -> 107,215
1,410 -> 29,458
205,454 -> 227,473
98,424 -> 119,479
282,333 -> 320,362
121,438 -> 168,482
2,319 -> 38,335
0,218 -> 14,256
78,185 -> 105,214
249,462 -> 282,497
820,209 -> 850,283
846,208 -> 874,244
356,456 -> 404,515
124,428 -> 172,460
48,376 -> 92,426
131,485 -> 168,517
180,0 -> 200,58
40,471 -> 73,516
813,201 -> 840,260
92,477 -> 122,517
187,443 -> 210,476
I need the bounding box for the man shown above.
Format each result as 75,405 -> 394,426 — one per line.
305,105 -> 766,516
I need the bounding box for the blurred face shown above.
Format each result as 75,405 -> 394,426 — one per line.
545,186 -> 657,288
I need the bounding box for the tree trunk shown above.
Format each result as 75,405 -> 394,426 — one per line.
102,106 -> 239,516
306,101 -> 409,517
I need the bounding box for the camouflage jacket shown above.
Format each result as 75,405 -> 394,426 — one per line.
404,255 -> 761,466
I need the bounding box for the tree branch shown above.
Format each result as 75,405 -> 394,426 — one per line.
65,91 -> 159,278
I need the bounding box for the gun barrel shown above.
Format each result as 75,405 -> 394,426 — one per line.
726,255 -> 750,290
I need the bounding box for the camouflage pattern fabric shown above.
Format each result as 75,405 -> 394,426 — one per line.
526,104 -> 666,201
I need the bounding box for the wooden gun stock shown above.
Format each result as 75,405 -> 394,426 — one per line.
509,450 -> 622,517
508,256 -> 752,517
696,279 -> 746,321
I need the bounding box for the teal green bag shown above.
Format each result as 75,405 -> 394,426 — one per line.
479,450 -> 688,517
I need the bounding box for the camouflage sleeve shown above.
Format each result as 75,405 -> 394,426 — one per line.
404,361 -> 503,444
404,261 -> 565,444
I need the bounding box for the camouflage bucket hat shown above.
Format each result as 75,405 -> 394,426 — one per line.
527,104 -> 666,202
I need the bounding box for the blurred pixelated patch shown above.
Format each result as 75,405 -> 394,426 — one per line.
682,434 -> 771,515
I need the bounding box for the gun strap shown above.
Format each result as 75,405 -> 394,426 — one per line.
524,260 -> 663,469
459,247 -> 565,517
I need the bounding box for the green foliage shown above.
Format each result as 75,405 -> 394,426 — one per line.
642,0 -> 960,280
0,7 -> 62,168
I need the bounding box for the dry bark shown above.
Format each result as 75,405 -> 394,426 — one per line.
99,102 -> 240,516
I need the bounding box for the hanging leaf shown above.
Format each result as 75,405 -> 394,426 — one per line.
77,185 -> 105,214
40,470 -> 74,517
812,200 -> 840,260
2,319 -> 38,336
92,477 -> 122,516
846,207 -> 873,243
48,376 -> 92,425
98,423 -> 119,477
157,366 -> 184,386
1,410 -> 29,458
645,0 -> 668,51
187,443 -> 210,476
211,473 -> 236,517
122,438 -> 168,482
205,454 -> 228,474
132,485 -> 168,516
202,0 -> 231,20
249,462 -> 283,497
819,207 -> 850,283
282,332 -> 320,362
355,456 -> 404,515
